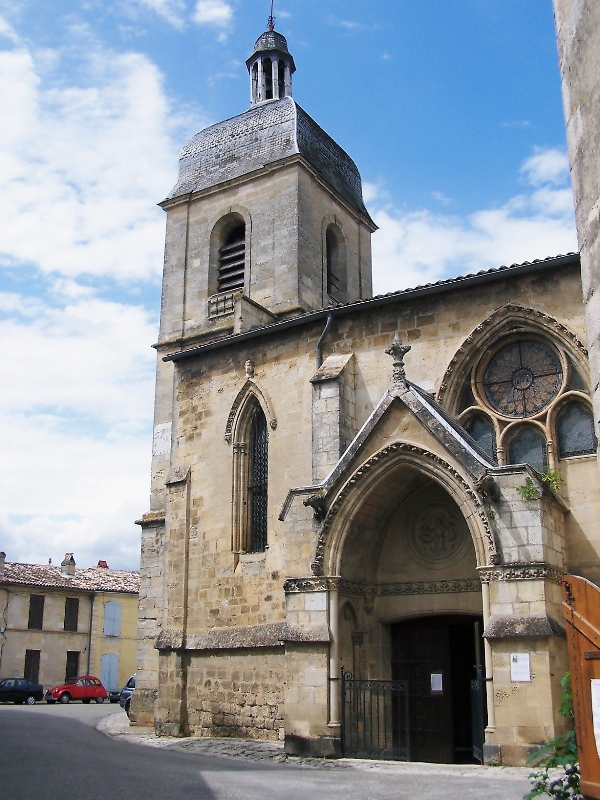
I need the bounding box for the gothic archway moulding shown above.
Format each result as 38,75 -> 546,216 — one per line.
312,442 -> 500,577
436,304 -> 589,414
224,376 -> 277,444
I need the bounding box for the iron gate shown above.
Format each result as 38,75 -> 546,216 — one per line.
341,671 -> 410,760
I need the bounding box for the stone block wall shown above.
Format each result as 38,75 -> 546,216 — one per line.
184,648 -> 285,740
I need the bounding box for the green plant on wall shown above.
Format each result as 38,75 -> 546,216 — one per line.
517,470 -> 563,501
524,673 -> 581,800
540,469 -> 562,493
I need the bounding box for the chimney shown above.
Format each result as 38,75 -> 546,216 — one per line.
97,560 -> 109,569
0,552 -> 5,578
60,553 -> 76,577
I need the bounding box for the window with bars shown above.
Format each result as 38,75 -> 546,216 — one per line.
28,595 -> 45,630
218,224 -> 245,293
557,401 -> 597,458
64,597 -> 79,632
248,407 -> 269,553
507,425 -> 548,472
464,413 -> 497,463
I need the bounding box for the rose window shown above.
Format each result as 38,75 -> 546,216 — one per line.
482,341 -> 562,418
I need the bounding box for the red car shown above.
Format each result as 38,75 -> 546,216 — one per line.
45,675 -> 108,704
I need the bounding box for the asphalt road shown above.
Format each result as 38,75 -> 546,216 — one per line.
0,704 -> 533,800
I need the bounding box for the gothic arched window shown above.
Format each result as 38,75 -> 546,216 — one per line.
464,413 -> 497,463
507,425 -> 548,472
557,401 -> 597,459
248,406 -> 269,552
218,223 -> 245,293
232,397 -> 269,555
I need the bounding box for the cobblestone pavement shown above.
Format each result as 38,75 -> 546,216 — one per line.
98,712 -> 533,782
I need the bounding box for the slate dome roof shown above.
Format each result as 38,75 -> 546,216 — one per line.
251,29 -> 291,56
165,96 -> 371,218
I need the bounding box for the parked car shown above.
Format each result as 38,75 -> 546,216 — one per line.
119,674 -> 135,717
0,678 -> 44,705
45,675 -> 108,704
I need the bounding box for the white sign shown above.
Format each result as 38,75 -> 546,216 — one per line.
153,422 -> 172,456
590,679 -> 600,757
510,653 -> 531,682
431,673 -> 443,693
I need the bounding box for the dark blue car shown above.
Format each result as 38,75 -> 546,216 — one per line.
119,674 -> 135,717
0,678 -> 44,704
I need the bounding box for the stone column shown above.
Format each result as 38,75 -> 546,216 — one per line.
257,58 -> 265,103
284,64 -> 292,96
283,579 -> 340,757
272,58 -> 279,99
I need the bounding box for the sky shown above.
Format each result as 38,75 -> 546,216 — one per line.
0,0 -> 578,570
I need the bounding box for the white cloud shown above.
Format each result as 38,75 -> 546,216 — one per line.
0,19 -> 208,569
0,291 -> 157,569
0,24 -> 205,282
369,148 -> 578,295
131,0 -> 187,29
520,146 -> 570,186
192,0 -> 232,26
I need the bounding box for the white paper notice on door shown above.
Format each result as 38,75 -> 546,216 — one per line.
590,679 -> 600,757
431,673 -> 443,693
510,653 -> 531,682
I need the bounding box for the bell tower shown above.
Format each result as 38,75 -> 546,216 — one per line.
155,20 -> 375,349
246,12 -> 295,105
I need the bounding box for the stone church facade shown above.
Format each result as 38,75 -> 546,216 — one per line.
132,23 -> 600,766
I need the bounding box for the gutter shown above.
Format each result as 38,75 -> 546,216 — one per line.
163,253 -> 579,364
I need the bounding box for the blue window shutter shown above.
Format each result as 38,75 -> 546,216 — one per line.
103,601 -> 122,637
100,653 -> 119,691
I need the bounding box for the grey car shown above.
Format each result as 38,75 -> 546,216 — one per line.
119,674 -> 135,717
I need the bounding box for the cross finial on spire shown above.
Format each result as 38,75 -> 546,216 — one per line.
268,0 -> 275,31
385,332 -> 411,390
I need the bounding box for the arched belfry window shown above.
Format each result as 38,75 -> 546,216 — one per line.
325,223 -> 347,303
218,223 -> 245,293
232,397 -> 269,556
557,401 -> 597,458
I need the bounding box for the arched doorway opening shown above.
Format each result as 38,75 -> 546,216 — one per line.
391,614 -> 485,764
327,451 -> 490,763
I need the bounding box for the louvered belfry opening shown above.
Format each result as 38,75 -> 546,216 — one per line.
218,224 -> 246,293
248,407 -> 268,553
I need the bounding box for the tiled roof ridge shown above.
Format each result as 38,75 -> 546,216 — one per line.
1,562 -> 140,593
350,252 -> 580,308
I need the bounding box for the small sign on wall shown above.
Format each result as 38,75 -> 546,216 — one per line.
510,653 -> 531,682
431,673 -> 443,694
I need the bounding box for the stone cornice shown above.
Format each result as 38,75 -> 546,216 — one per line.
283,576 -> 480,597
155,622 -> 330,651
478,562 -> 565,584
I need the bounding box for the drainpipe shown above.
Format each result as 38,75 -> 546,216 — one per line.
87,592 -> 95,674
0,588 -> 10,672
315,313 -> 333,368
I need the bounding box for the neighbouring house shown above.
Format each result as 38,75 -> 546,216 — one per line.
0,552 -> 139,695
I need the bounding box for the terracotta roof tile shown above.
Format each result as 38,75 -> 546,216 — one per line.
0,563 -> 140,594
